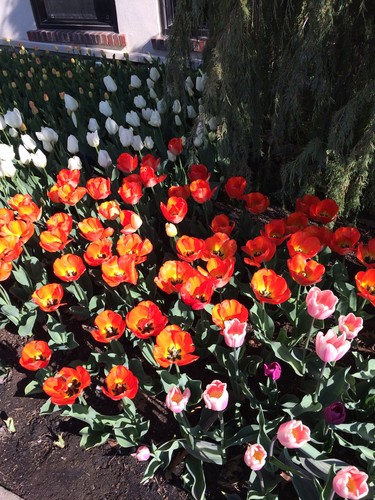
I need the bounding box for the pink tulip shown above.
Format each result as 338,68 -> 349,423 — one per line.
306,286 -> 338,320
203,380 -> 229,411
264,362 -> 282,381
333,466 -> 369,500
315,329 -> 351,363
131,445 -> 151,461
165,386 -> 191,414
222,318 -> 247,347
277,420 -> 311,448
244,443 -> 267,471
338,313 -> 363,340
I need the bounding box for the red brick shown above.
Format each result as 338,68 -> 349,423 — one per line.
119,34 -> 126,47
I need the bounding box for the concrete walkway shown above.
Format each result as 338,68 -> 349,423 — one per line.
0,486 -> 23,500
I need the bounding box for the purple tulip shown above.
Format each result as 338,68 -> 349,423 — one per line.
264,362 -> 282,381
323,402 -> 346,425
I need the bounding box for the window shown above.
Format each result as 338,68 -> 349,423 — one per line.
159,0 -> 208,36
30,0 -> 118,32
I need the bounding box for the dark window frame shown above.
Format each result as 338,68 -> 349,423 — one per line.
30,0 -> 119,32
158,0 -> 208,37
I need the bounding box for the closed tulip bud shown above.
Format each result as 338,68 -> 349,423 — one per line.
142,108 -> 153,121
36,126 -> 58,144
64,93 -> 78,112
244,444 -> 267,471
98,149 -> 112,168
0,115 -> 6,130
0,144 -> 15,161
157,99 -> 167,114
131,135 -> 144,151
185,76 -> 194,89
86,130 -> 100,148
208,116 -> 218,131
103,75 -> 117,92
165,223 -> 177,237
146,78 -> 155,89
196,74 -> 207,92
148,110 -> 161,127
323,402 -> 346,425
0,159 -> 16,177
172,99 -> 181,114
166,386 -> 191,413
42,141 -> 53,152
264,362 -> 282,381
99,100 -> 112,117
134,95 -> 146,109
31,149 -> 47,168
187,105 -> 197,119
118,126 -> 133,147
68,155 -> 82,170
132,445 -> 150,461
21,134 -> 36,151
88,118 -> 99,132
4,108 -> 23,128
167,150 -> 177,162
126,111 -> 140,128
203,380 -> 229,412
105,117 -> 119,136
149,88 -> 157,100
18,145 -> 31,165
67,134 -> 79,154
9,127 -> 18,138
223,318 -> 247,348
175,115 -> 182,127
277,420 -> 311,448
130,75 -> 142,89
144,136 -> 154,150
150,66 -> 160,81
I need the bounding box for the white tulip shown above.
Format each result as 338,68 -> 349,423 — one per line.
187,105 -> 197,119
18,145 -> 31,165
9,128 -> 18,138
146,78 -> 155,89
31,149 -> 47,168
172,100 -> 181,114
36,127 -> 58,144
134,95 -> 146,109
142,108 -> 153,121
185,76 -> 194,90
119,126 -> 133,147
67,134 -> 79,154
167,151 -> 177,162
88,118 -> 100,132
103,75 -> 117,92
68,155 -> 82,170
148,110 -> 162,128
150,67 -> 160,82
0,144 -> 15,161
157,99 -> 167,114
105,117 -> 119,135
149,88 -> 158,100
175,115 -> 182,127
0,159 -> 16,177
208,116 -> 218,131
126,111 -> 140,128
196,74 -> 207,92
130,75 -> 142,89
42,141 -> 54,153
86,130 -> 100,148
21,134 -> 37,151
64,94 -> 79,112
144,136 -> 154,150
0,116 -> 7,130
4,108 -> 22,129
131,135 -> 144,151
98,149 -> 112,168
71,111 -> 77,128
99,100 -> 112,117
193,135 -> 204,147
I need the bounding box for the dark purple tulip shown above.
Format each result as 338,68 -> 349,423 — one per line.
264,362 -> 282,381
323,402 -> 346,425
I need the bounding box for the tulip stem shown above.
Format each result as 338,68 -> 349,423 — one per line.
357,297 -> 368,314
314,361 -> 327,404
0,284 -> 11,305
295,284 -> 301,321
218,411 -> 226,458
268,435 -> 277,459
302,317 -> 315,374
327,489 -> 335,500
256,470 -> 265,494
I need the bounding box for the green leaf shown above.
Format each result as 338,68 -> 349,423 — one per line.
17,309 -> 37,337
300,458 -> 348,480
80,426 -> 111,449
282,395 -> 322,418
334,422 -> 375,442
182,439 -> 224,465
12,266 -> 33,289
319,367 -> 350,406
334,433 -> 375,460
291,475 -> 320,500
169,299 -> 195,330
185,455 -> 206,500
0,304 -> 20,325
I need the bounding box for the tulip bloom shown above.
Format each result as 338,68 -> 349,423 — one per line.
210,214 -> 235,236
176,235 -> 206,262
243,192 -> 270,214
47,183 -> 87,206
8,196 -> 42,223
43,366 -> 91,405
198,256 -> 235,289
251,269 -> 291,305
78,217 -> 114,242
264,362 -> 282,381
332,466 -> 369,500
329,227 -> 361,255
0,235 -> 23,262
224,176 -> 246,200
242,236 -> 276,268
0,220 -> 34,245
53,253 -> 86,282
212,299 -> 249,330
116,152 -> 138,173
303,225 -> 331,250
116,233 -> 153,264
338,313 -> 363,339
102,365 -> 139,400
132,446 -> 151,462
261,219 -> 290,246
222,318 -> 247,347
190,179 -> 218,204
166,386 -> 191,413
19,340 -> 52,371
160,196 -> 188,224
188,164 -> 210,182
315,329 -> 351,363
118,174 -> 144,205
203,380 -> 229,411
356,238 -> 375,268
323,401 -> 346,425
153,325 -> 199,368
141,154 -> 160,171
0,261 -> 12,281
295,194 -> 320,216
32,283 -> 65,312
119,210 -> 142,234
277,420 -> 311,448
83,238 -> 112,266
126,300 -> 168,339
180,274 -> 215,310
90,310 -> 126,343
284,212 -> 308,234
101,255 -> 138,287
98,200 -> 121,221
168,137 -> 183,156
39,228 -> 70,253
168,184 -> 190,200
140,165 -> 167,188
204,233 -> 237,261
309,198 -> 339,224
355,268 -> 375,306
46,212 -> 73,234
306,287 -> 338,320
56,169 -> 80,188
155,260 -> 196,294
86,177 -> 111,200
287,254 -> 325,286
244,444 -> 267,471
287,231 -> 321,259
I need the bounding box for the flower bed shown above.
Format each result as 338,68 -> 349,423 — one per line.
0,45 -> 374,500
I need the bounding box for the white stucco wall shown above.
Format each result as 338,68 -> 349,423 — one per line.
0,0 -> 36,40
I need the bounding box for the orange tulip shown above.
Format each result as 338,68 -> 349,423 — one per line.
168,184 -> 190,200
101,255 -> 138,287
0,235 -> 23,262
43,366 -> 91,405
153,325 -> 199,368
86,177 -> 111,200
180,274 -> 215,310
197,257 -> 235,288
46,212 -> 73,234
355,269 -> 375,306
117,152 -> 138,173
53,253 -> 86,282
84,238 -> 112,266
284,212 -> 309,234
118,174 -> 143,205
287,254 -> 325,286
119,210 -> 142,234
329,227 -> 361,255
8,194 -> 33,212
0,220 -> 34,245
90,310 -> 126,343
116,233 -> 153,264
204,232 -> 237,261
176,235 -> 206,262
140,165 -> 167,188
243,192 -> 270,214
8,194 -> 42,222
160,196 -> 188,223
102,365 -> 139,400
210,214 -> 235,236
251,269 -> 291,304
56,168 -> 80,188
0,208 -> 14,227
309,198 -> 339,224
261,219 -> 290,246
40,228 -> 70,253
188,164 -> 210,182
19,340 -> 52,371
154,260 -> 196,294
190,179 -> 218,204
98,200 -> 121,220
32,283 -> 65,312
225,176 -> 246,200
47,184 -> 87,206
295,194 -> 320,216
212,299 -> 249,330
287,231 -> 321,259
242,236 -> 276,268
78,217 -> 114,242
126,300 -> 168,339
0,261 -> 12,281
356,239 -> 375,268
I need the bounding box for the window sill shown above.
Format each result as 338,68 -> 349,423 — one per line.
151,34 -> 207,53
27,29 -> 126,48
